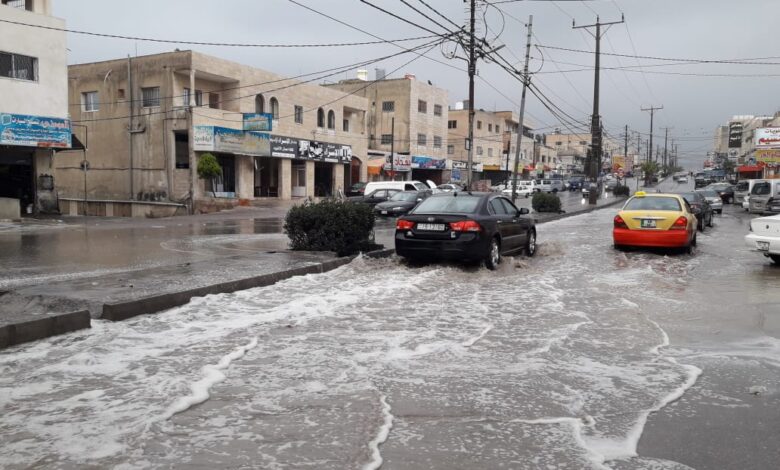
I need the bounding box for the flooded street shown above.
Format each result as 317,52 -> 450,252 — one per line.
1,184 -> 779,469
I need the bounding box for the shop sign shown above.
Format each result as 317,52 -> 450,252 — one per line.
243,113 -> 273,132
756,149 -> 780,164
411,155 -> 446,170
243,131 -> 270,155
194,126 -> 270,156
0,112 -> 71,148
451,168 -> 462,181
214,127 -> 245,154
193,126 -> 215,151
383,153 -> 411,172
728,121 -> 743,148
298,139 -> 352,164
270,135 -> 299,158
482,164 -> 500,171
451,160 -> 483,172
755,127 -> 780,149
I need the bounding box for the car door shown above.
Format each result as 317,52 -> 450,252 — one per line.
366,189 -> 387,205
488,198 -> 518,251
499,197 -> 527,248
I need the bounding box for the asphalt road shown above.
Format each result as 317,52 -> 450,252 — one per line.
1,179 -> 778,469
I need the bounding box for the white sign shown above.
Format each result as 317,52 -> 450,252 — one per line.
193,126 -> 215,151
755,127 -> 780,149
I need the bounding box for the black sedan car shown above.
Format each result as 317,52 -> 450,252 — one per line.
347,188 -> 401,207
679,191 -> 714,232
373,190 -> 431,217
395,192 -> 536,270
707,182 -> 735,204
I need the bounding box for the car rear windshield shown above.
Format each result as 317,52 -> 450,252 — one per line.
624,196 -> 682,211
413,195 -> 481,214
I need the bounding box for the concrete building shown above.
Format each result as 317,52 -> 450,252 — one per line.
325,74 -> 449,184
57,50 -> 368,216
545,131 -> 619,174
495,111 -> 537,178
1,0 -> 70,218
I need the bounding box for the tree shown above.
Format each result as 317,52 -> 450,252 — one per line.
721,159 -> 736,177
197,153 -> 222,196
641,161 -> 660,186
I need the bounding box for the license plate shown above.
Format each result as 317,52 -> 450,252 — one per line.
641,219 -> 657,229
757,241 -> 770,251
381,210 -> 388,215
417,223 -> 446,231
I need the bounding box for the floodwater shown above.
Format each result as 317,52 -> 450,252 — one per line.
1,180 -> 779,469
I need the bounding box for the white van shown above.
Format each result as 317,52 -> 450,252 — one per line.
536,179 -> 565,193
749,179 -> 780,215
363,180 -> 430,196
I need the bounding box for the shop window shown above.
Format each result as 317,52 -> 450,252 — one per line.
448,120 -> 457,129
82,91 -> 99,112
294,105 -> 303,124
327,110 -> 336,130
174,132 -> 189,169
255,94 -> 265,113
433,136 -> 442,149
317,108 -> 325,128
270,97 -> 279,119
382,101 -> 395,112
434,104 -> 442,116
418,100 -> 427,113
381,134 -> 393,145
141,87 -> 160,108
417,134 -> 427,146
0,51 -> 37,81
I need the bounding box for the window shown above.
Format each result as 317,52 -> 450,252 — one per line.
579,140 -> 588,145
317,108 -> 325,128
209,93 -> 219,109
343,119 -> 350,132
448,120 -> 457,129
82,91 -> 99,112
381,134 -> 393,145
447,145 -> 454,155
118,89 -> 125,100
417,133 -> 427,146
433,136 -> 442,149
184,88 -> 203,107
0,51 -> 38,81
174,132 -> 189,169
477,121 -> 482,130
434,104 -> 442,116
294,105 -> 304,124
418,100 -> 427,113
141,87 -> 160,108
2,0 -> 28,9
496,125 -> 500,133
382,101 -> 395,112
255,94 -> 264,114
488,123 -> 493,132
270,97 -> 279,119
489,199 -> 508,215
477,146 -> 483,155
556,141 -> 562,146
488,148 -> 493,157
327,110 -> 335,130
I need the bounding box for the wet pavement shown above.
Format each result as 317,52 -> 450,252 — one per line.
1,179 -> 778,469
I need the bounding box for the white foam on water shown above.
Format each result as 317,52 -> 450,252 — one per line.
161,336 -> 259,420
461,325 -> 492,347
362,393 -> 394,470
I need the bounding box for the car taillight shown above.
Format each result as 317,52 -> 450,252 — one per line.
613,215 -> 628,229
670,216 -> 687,230
396,219 -> 415,230
450,220 -> 482,232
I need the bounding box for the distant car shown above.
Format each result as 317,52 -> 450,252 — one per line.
395,192 -> 537,270
567,175 -> 586,191
679,191 -> 714,232
536,179 -> 564,193
696,189 -> 723,214
373,190 -> 430,217
501,180 -> 535,198
347,188 -> 401,207
438,183 -> 463,192
706,182 -> 735,204
694,177 -> 711,189
745,214 -> 780,265
678,176 -> 689,184
605,179 -> 618,191
613,191 -> 697,253
346,182 -> 367,197
363,180 -> 429,195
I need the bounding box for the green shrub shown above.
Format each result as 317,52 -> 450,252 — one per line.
613,185 -> 630,197
284,200 -> 375,256
197,153 -> 222,180
531,192 -> 562,213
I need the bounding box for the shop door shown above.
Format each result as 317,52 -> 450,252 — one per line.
0,148 -> 35,214
216,154 -> 235,194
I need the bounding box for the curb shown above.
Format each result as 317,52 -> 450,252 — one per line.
0,310 -> 91,350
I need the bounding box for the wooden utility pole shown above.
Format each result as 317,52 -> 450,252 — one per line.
641,105 -> 663,164
511,15 -> 533,203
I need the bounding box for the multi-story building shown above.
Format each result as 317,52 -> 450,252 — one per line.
447,105 -> 509,184
495,111 -> 537,177
325,75 -> 449,184
0,0 -> 70,218
57,50 -> 369,216
545,131 -> 619,174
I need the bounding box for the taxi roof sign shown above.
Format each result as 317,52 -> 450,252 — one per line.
634,191 -> 647,197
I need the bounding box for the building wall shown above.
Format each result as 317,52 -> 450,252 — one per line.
447,109 -> 505,167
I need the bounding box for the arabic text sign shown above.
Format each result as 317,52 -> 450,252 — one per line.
756,149 -> 780,164
243,113 -> 273,132
412,155 -> 446,170
0,113 -> 71,148
193,126 -> 270,155
755,128 -> 780,149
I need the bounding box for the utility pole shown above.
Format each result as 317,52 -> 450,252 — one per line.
624,124 -> 629,173
573,14 -> 624,180
661,127 -> 672,171
641,105 -> 663,165
390,117 -> 395,180
511,15 -> 533,203
466,0 -> 476,190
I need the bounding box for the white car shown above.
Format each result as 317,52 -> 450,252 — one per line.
501,180 -> 536,198
678,176 -> 689,184
745,214 -> 780,265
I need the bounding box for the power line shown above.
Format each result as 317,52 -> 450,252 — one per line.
536,44 -> 780,65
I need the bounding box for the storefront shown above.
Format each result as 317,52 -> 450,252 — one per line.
0,113 -> 71,217
447,160 -> 484,185
411,155 -> 446,185
271,135 -> 353,198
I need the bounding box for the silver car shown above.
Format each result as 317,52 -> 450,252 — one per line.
697,189 -> 723,213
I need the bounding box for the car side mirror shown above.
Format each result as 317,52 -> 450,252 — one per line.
519,207 -> 530,215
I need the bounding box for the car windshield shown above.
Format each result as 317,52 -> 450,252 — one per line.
698,190 -> 719,198
680,193 -> 697,203
413,195 -> 481,214
390,191 -> 418,202
624,196 -> 682,211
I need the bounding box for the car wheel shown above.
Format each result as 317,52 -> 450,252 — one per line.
552,188 -> 558,193
770,254 -> 780,265
717,209 -> 722,214
525,230 -> 537,257
485,237 -> 501,270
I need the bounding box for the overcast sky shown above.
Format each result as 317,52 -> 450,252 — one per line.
53,0 -> 780,169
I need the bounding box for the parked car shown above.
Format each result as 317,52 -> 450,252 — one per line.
346,182 -> 367,197
748,179 -> 780,215
536,179 -> 565,193
696,189 -> 724,214
363,180 -> 429,196
347,188 -> 401,206
501,180 -> 536,198
706,182 -> 735,204
734,180 -> 751,205
677,175 -> 689,184
694,177 -> 711,189
373,190 -> 430,217
679,192 -> 714,232
438,183 -> 463,192
395,192 -> 537,269
613,191 -> 697,253
744,213 -> 780,265
743,195 -> 751,211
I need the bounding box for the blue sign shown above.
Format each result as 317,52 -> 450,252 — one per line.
0,113 -> 71,148
412,155 -> 446,170
243,113 -> 273,132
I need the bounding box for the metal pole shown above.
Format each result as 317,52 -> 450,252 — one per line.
390,117 -> 395,181
127,55 -> 134,200
511,15 -> 533,203
466,0 -> 476,190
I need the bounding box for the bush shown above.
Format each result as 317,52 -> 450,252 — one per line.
284,200 -> 376,256
531,192 -> 562,213
197,153 -> 222,180
613,185 -> 630,197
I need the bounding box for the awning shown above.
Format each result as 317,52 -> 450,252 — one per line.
738,165 -> 763,173
367,165 -> 382,176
